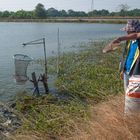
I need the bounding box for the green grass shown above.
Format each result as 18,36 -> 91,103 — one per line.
15,39 -> 124,138
16,94 -> 90,137
55,40 -> 124,103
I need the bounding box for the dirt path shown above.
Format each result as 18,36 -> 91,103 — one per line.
61,95 -> 140,140
81,95 -> 140,140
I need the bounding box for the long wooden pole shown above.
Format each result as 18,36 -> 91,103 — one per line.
42,38 -> 49,94
43,38 -> 47,75
57,28 -> 61,75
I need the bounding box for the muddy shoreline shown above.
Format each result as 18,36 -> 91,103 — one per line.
0,102 -> 22,139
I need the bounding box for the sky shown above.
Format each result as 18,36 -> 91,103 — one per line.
0,0 -> 139,12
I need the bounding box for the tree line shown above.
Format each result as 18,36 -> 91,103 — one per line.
0,3 -> 140,19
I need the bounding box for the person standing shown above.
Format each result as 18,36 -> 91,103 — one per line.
103,19 -> 140,91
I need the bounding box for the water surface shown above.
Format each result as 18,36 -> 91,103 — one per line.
0,22 -> 125,102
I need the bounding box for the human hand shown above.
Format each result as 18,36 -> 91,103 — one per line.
102,42 -> 120,53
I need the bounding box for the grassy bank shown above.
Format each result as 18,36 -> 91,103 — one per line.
0,18 -> 129,24
13,40 -> 124,139
55,40 -> 123,103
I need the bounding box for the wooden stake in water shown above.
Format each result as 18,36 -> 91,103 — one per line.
57,28 -> 61,75
31,72 -> 40,95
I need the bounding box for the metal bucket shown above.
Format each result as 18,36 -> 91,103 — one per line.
125,75 -> 140,114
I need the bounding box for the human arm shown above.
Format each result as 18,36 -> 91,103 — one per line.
102,33 -> 140,53
113,33 -> 140,43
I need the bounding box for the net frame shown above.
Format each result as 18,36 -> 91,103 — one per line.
13,54 -> 33,84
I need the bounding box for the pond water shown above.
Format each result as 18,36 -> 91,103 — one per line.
0,22 -> 125,102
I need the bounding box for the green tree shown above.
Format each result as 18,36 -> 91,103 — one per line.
0,11 -> 3,17
100,9 -> 109,16
34,3 -> 46,18
2,10 -> 10,17
47,8 -> 59,17
59,10 -> 67,17
14,10 -> 27,19
68,9 -> 77,17
26,11 -> 35,19
76,11 -> 87,17
129,9 -> 140,16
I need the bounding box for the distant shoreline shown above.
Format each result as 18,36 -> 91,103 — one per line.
0,17 -> 140,24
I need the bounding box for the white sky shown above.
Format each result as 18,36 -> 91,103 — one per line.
0,0 -> 139,12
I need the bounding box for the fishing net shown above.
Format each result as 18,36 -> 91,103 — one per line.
13,54 -> 33,85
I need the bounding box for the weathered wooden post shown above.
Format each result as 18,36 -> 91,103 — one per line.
57,28 -> 61,76
30,72 -> 40,95
40,73 -> 49,94
42,38 -> 49,94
